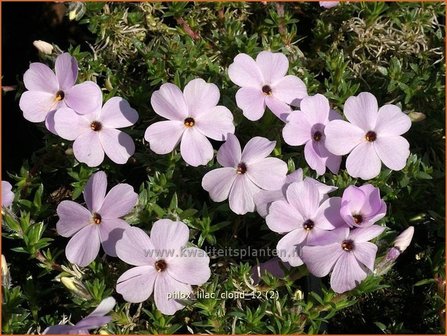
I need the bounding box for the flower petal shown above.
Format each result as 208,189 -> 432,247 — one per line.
313,197 -> 342,230
202,167 -> 237,202
88,297 -> 116,317
53,107 -> 89,140
285,180 -> 320,219
99,128 -> 135,164
151,83 -> 188,121
116,227 -> 156,266
65,225 -> 100,267
55,53 -> 78,91
168,247 -> 210,285
228,53 -> 264,88
241,136 -> 275,164
324,120 -> 364,155
330,252 -> 367,293
253,189 -> 284,218
19,91 -> 57,123
23,63 -> 58,93
65,81 -> 103,115
43,325 -> 76,334
265,95 -> 292,121
300,94 -> 330,125
75,316 -> 112,330
180,127 -> 214,166
116,266 -> 157,303
99,183 -> 137,219
216,133 -> 241,167
73,131 -> 104,167
83,171 -> 107,213
228,175 -> 260,215
266,200 -> 304,233
154,272 -> 192,315
276,229 -> 307,267
349,225 -> 385,242
194,106 -> 235,141
144,120 -> 184,154
283,112 -> 311,146
302,243 -> 344,278
374,136 -> 410,171
343,92 -> 378,130
246,157 -> 287,190
235,87 -> 266,121
100,97 -> 139,129
271,75 -> 307,104
1,181 -> 14,208
353,242 -> 377,271
56,201 -> 91,237
346,142 -> 382,180
150,219 -> 189,252
304,140 -> 327,176
99,218 -> 130,257
256,51 -> 288,84
183,78 -> 220,117
375,104 -> 411,136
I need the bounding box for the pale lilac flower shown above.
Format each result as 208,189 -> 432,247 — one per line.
202,134 -> 287,215
1,181 -> 14,208
228,51 -> 307,121
302,225 -> 385,293
56,171 -> 137,267
44,297 -> 115,334
340,184 -> 386,228
53,97 -> 138,167
19,53 -> 102,133
253,168 -> 337,218
250,258 -> 290,285
144,78 -> 235,167
116,219 -> 210,315
386,226 -> 414,261
325,92 -> 411,180
266,180 -> 344,266
283,94 -> 342,175
319,1 -> 339,8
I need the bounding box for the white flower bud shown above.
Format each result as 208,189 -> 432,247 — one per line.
33,40 -> 53,55
394,226 -> 414,253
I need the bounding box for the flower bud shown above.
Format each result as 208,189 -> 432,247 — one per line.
394,226 -> 414,253
60,276 -> 92,300
33,40 -> 53,55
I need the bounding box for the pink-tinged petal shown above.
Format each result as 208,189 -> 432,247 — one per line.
246,157 -> 287,190
73,131 -> 104,167
235,87 -> 266,121
216,133 -> 241,167
99,218 -> 130,257
83,171 -> 107,213
375,104 -> 411,136
320,1 -> 339,8
342,186 -> 366,214
266,200 -> 304,233
144,120 -> 184,154
241,136 -> 275,164
300,94 -> 330,125
75,316 -> 111,330
330,252 -> 367,293
313,197 -> 342,230
65,81 -> 103,115
56,201 -> 91,237
349,225 -> 385,242
1,181 -> 14,208
202,167 -> 237,202
282,113 -> 311,146
228,175 -> 260,215
353,242 -> 377,271
256,51 -> 288,84
343,92 -> 378,130
151,83 -> 188,120
88,297 -> 116,317
43,325 -> 76,334
366,202 -> 387,225
271,75 -> 307,104
183,78 -> 220,117
251,258 -> 290,285
304,177 -> 337,197
358,184 -> 384,217
302,243 -> 344,277
324,144 -> 342,174
340,204 -> 355,227
116,266 -> 157,303
99,183 -> 137,219
154,272 -> 192,315
44,110 -> 58,135
286,169 -> 304,184
307,226 -> 342,245
329,108 -> 343,121
304,140 -> 327,176
23,63 -> 58,93
168,247 -> 210,285
19,91 -> 57,122
286,180 -> 320,219
53,107 -> 89,140
324,120 -> 364,155
55,53 -> 78,90
265,96 -> 292,121
100,97 -> 138,129
228,53 -> 264,88
65,225 -> 100,267
116,227 -> 156,266
346,142 -> 382,180
253,189 -> 284,218
374,136 -> 410,171
99,128 -> 135,164
150,219 -> 189,252
180,127 -> 214,166
194,106 -> 235,141
276,229 -> 307,267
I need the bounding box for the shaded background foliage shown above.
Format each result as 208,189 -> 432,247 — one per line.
2,1 -> 445,334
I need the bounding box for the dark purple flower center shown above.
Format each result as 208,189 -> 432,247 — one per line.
184,117 -> 195,128
90,121 -> 102,132
92,212 -> 102,225
352,214 -> 363,224
313,131 -> 322,142
155,259 -> 167,272
341,239 -> 354,252
55,90 -> 65,101
365,131 -> 377,142
236,162 -> 247,174
303,219 -> 314,231
262,85 -> 272,95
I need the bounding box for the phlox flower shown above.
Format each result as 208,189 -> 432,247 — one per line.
1,181 -> 14,208
202,133 -> 288,215
319,1 -> 339,8
228,51 -> 307,121
340,184 -> 386,227
302,225 -> 385,293
44,297 -> 115,334
116,219 -> 211,315
250,258 -> 290,285
19,53 -> 102,133
56,171 -> 137,267
53,97 -> 138,167
266,179 -> 344,266
283,94 -> 342,175
325,92 -> 411,180
144,78 -> 235,167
